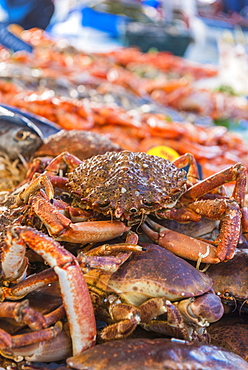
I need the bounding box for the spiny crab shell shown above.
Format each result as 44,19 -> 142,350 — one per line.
66,151 -> 187,222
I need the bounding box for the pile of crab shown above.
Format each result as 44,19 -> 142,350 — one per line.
1,137 -> 248,369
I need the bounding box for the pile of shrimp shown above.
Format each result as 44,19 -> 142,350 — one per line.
0,27 -> 248,178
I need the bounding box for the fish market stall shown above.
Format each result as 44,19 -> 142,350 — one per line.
0,14 -> 248,369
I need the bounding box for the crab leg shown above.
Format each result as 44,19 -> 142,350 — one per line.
44,151 -> 83,174
1,268 -> 58,301
1,244 -> 142,301
29,193 -> 130,244
142,218 -> 220,264
1,323 -> 72,363
6,226 -> 96,355
11,321 -> 62,349
0,322 -> 67,363
173,152 -> 200,184
0,300 -> 47,330
180,163 -> 247,206
2,232 -> 29,283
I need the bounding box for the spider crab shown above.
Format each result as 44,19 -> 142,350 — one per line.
15,150 -> 248,264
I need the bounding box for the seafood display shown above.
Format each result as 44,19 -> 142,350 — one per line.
0,28 -> 247,181
0,148 -> 245,367
1,27 -> 248,369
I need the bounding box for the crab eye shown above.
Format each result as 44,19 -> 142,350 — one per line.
224,292 -> 232,298
15,130 -> 29,141
97,200 -> 110,209
130,207 -> 138,213
142,200 -> 154,208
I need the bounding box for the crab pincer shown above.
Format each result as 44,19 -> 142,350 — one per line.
142,217 -> 221,265
6,226 -> 96,355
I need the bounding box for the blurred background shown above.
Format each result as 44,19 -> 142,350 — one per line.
1,0 -> 248,65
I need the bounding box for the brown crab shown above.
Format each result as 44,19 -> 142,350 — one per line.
205,248 -> 248,312
25,130 -> 122,182
34,130 -> 122,160
15,150 -> 248,263
208,314 -> 248,362
84,243 -> 224,343
67,337 -> 248,370
4,241 -> 222,358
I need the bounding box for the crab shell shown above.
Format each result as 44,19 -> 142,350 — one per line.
67,151 -> 187,221
67,337 -> 248,370
206,249 -> 248,304
34,130 -> 122,160
85,243 -> 213,305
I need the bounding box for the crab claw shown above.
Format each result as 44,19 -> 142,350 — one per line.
142,218 -> 220,264
6,226 -> 96,356
178,292 -> 224,326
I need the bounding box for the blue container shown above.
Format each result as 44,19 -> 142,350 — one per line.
142,1 -> 160,8
81,7 -> 129,37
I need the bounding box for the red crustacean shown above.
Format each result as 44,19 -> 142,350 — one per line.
14,150 -> 248,264
0,28 -> 248,180
0,225 -> 97,361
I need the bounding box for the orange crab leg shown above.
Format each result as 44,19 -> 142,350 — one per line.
186,199 -> 242,261
44,151 -> 83,174
0,300 -> 47,331
2,233 -> 29,283
30,193 -> 130,244
2,244 -> 142,301
180,163 -> 247,206
44,305 -> 66,327
172,153 -> 200,184
7,226 -> 96,355
142,218 -> 220,264
2,323 -> 72,363
11,321 -> 63,349
1,268 -> 58,301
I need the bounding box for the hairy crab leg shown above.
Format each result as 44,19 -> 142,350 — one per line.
44,151 -> 83,174
142,218 -> 220,264
6,226 -> 96,355
15,151 -> 83,206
